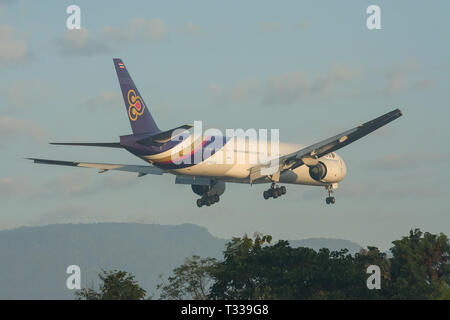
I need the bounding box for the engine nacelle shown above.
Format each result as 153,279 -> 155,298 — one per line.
309,161 -> 327,181
308,159 -> 344,183
191,181 -> 225,196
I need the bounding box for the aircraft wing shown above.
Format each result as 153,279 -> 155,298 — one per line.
27,158 -> 165,176
249,108 -> 402,183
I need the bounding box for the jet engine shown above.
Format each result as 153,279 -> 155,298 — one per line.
308,159 -> 343,183
191,181 -> 225,196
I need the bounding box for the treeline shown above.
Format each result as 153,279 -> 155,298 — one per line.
76,229 -> 450,300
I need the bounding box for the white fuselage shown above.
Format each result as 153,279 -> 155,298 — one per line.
143,135 -> 347,186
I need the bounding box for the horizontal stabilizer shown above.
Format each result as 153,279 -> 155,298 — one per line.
50,142 -> 122,148
137,124 -> 193,146
27,158 -> 164,175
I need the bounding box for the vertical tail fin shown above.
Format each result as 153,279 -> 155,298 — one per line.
113,58 -> 160,135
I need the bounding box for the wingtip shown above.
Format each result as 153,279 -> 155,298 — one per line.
393,108 -> 403,118
393,108 -> 402,115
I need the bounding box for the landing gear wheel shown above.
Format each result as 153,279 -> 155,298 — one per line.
263,184 -> 287,200
197,194 -> 221,208
325,196 -> 336,205
325,185 -> 337,205
273,189 -> 277,197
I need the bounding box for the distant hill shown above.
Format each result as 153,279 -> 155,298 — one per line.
289,238 -> 361,254
0,223 -> 361,299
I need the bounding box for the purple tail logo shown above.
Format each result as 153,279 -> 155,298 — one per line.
127,89 -> 146,121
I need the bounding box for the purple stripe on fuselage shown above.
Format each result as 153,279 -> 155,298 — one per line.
120,134 -> 230,170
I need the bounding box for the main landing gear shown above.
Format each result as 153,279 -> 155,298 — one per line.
263,183 -> 287,200
196,194 -> 220,208
325,184 -> 336,205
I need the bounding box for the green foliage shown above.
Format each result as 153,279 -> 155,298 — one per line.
208,235 -> 389,299
160,229 -> 449,300
389,229 -> 450,299
157,255 -> 217,300
75,269 -> 147,300
87,229 -> 449,300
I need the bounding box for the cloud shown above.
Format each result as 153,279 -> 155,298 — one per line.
208,59 -> 428,108
207,82 -> 223,97
368,152 -> 450,171
226,78 -> 259,102
0,0 -> 13,14
260,21 -> 281,32
263,71 -> 310,105
263,65 -> 361,106
1,79 -> 51,111
29,204 -> 117,226
386,59 -> 416,94
207,78 -> 258,103
42,172 -> 95,197
180,22 -> 201,36
208,65 -> 360,106
259,59 -> 429,106
55,27 -> 111,57
85,91 -> 122,109
40,171 -> 137,198
3,170 -> 138,202
339,179 -> 445,200
0,177 -> 33,201
384,59 -> 432,95
102,17 -> 168,43
0,24 -> 34,67
296,20 -> 311,30
311,65 -> 361,96
0,116 -> 47,143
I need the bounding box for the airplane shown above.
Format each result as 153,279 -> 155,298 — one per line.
28,58 -> 403,207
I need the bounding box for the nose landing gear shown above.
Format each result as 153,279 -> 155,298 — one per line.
196,194 -> 220,207
263,183 -> 287,200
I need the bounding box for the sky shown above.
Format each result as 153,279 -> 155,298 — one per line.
0,0 -> 449,250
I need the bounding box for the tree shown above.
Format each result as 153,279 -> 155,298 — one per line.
389,229 -> 450,299
82,229 -> 448,300
209,234 -> 278,299
75,269 -> 147,300
352,246 -> 391,299
207,234 -> 376,299
157,255 -> 217,300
